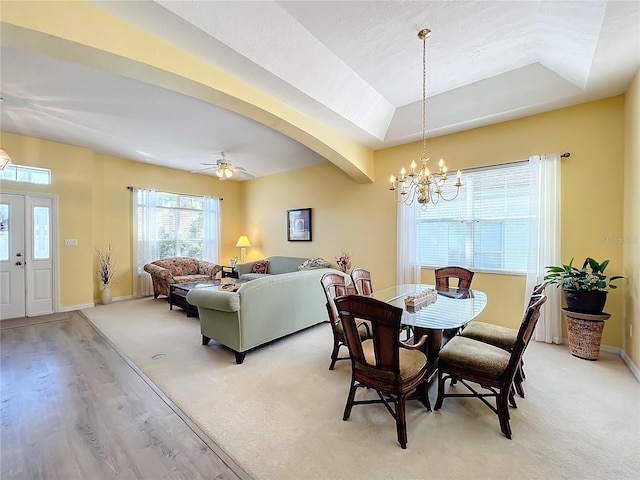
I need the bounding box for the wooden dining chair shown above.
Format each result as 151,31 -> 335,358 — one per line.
320,272 -> 371,370
434,294 -> 547,439
458,282 -> 547,397
350,268 -> 373,296
434,266 -> 475,342
434,266 -> 474,289
334,295 -> 431,449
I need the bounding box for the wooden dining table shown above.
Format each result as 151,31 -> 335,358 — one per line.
372,283 -> 487,378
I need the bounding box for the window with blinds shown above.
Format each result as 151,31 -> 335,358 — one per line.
418,161 -> 535,274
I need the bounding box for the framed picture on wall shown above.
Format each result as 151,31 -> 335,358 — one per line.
287,208 -> 312,241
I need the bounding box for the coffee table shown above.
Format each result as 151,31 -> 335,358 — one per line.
170,280 -> 221,317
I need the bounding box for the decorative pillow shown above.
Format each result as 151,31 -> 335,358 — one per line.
251,260 -> 270,274
298,257 -> 331,270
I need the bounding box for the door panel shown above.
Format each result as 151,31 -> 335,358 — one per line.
26,197 -> 53,316
0,194 -> 26,319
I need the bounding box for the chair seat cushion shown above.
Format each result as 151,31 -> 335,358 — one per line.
361,339 -> 427,380
459,321 -> 517,351
439,336 -> 511,377
336,319 -> 371,340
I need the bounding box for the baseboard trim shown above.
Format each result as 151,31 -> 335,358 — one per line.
620,350 -> 640,382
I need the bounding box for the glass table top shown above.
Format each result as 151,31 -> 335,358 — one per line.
372,283 -> 487,330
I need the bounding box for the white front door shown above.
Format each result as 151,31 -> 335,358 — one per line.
0,193 -> 55,320
0,194 -> 26,319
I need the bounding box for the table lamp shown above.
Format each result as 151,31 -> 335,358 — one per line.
235,235 -> 251,263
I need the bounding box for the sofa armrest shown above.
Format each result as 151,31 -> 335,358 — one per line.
198,261 -> 222,278
187,289 -> 240,312
235,261 -> 255,276
143,263 -> 174,282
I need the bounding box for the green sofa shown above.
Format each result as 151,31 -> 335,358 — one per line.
186,268 -> 347,364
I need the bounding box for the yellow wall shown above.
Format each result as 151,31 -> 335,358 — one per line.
623,69 -> 640,368
0,131 -> 244,309
1,96 -> 632,356
245,97 -> 628,349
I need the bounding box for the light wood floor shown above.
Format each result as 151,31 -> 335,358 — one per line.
1,311 -> 250,480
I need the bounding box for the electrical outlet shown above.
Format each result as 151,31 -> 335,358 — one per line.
115,280 -> 121,287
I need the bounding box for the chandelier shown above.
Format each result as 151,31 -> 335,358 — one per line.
389,28 -> 462,209
0,147 -> 12,170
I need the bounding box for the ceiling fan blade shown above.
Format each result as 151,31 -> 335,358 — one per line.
190,166 -> 216,173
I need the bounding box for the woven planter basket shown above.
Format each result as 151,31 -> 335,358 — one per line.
562,309 -> 611,360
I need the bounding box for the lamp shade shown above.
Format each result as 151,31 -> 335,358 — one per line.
235,235 -> 251,247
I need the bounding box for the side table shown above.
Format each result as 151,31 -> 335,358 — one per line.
221,265 -> 239,279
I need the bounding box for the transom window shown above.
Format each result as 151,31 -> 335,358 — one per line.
0,164 -> 51,185
418,161 -> 536,274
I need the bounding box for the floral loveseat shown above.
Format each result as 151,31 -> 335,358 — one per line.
143,257 -> 222,298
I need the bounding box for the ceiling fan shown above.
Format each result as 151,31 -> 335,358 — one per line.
192,152 -> 254,180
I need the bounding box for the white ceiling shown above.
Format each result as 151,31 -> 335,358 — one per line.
1,0 -> 639,180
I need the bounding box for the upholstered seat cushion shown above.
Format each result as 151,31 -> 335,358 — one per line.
459,321 -> 517,351
335,319 -> 371,340
173,274 -> 213,284
359,339 -> 427,380
439,336 -> 511,377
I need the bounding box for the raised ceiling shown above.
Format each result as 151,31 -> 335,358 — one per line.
1,0 -> 638,180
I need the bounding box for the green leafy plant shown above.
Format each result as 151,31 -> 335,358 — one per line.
544,257 -> 625,291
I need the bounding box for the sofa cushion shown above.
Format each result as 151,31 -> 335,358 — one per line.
266,256 -> 310,275
173,274 -> 212,284
155,257 -> 199,275
251,260 -> 270,274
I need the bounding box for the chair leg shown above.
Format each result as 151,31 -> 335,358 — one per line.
434,371 -> 446,410
329,340 -> 341,370
416,381 -> 432,411
497,389 -> 512,439
343,380 -> 358,421
395,395 -> 408,449
514,366 -> 525,398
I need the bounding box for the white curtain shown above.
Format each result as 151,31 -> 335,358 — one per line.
132,188 -> 159,297
525,153 -> 562,344
202,196 -> 221,262
396,200 -> 422,284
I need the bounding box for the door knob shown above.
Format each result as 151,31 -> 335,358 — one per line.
15,261 -> 22,266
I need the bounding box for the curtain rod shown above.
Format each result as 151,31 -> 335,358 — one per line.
126,186 -> 223,201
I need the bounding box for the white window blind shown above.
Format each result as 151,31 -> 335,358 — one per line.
418,161 -> 536,274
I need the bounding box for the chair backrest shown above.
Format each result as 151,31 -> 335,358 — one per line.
435,266 -> 474,289
351,268 -> 374,296
320,272 -> 350,331
506,294 -> 547,377
334,295 -> 404,381
528,282 -> 547,306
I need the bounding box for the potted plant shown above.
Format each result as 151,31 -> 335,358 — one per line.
544,257 -> 625,314
545,257 -> 625,360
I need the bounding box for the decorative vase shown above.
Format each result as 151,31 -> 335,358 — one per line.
101,284 -> 113,305
563,289 -> 607,314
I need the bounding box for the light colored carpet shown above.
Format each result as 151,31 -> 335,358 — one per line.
82,298 -> 640,480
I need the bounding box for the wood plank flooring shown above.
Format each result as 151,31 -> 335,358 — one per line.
1,311 -> 249,480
